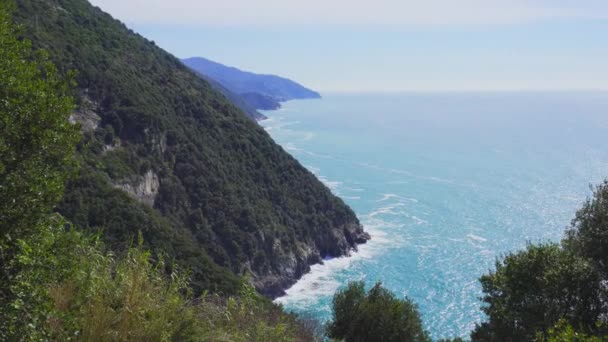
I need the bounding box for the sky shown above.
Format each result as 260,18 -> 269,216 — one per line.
89,0 -> 608,92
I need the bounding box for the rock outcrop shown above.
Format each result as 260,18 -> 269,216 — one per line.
254,222 -> 370,298
69,96 -> 100,132
114,170 -> 160,207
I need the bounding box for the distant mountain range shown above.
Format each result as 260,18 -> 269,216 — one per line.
182,57 -> 321,120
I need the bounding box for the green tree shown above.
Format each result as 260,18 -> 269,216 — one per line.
0,2 -> 78,236
326,281 -> 431,342
565,181 -> 608,276
471,244 -> 602,341
538,320 -> 608,342
0,1 -> 79,337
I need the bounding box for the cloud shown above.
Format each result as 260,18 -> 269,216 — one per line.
89,0 -> 608,28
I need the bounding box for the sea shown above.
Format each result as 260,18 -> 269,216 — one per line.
260,92 -> 608,339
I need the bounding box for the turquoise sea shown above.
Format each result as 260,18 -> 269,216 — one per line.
261,92 -> 608,339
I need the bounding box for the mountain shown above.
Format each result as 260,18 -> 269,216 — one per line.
240,92 -> 281,110
182,57 -> 321,110
198,73 -> 268,121
14,0 -> 367,297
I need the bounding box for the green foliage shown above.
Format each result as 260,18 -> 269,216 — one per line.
5,225 -> 316,341
0,3 -> 324,340
0,0 -> 78,255
326,281 -> 431,342
46,239 -> 199,340
565,181 -> 608,276
1,217 -> 95,340
39,237 -> 315,341
472,243 -> 602,341
538,320 -> 608,342
473,181 -> 608,341
196,284 -> 320,341
0,1 -> 79,337
13,0 -> 364,296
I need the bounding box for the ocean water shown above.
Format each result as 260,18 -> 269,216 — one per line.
260,92 -> 608,339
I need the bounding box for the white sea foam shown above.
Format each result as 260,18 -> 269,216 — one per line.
305,150 -> 335,159
377,193 -> 401,202
376,193 -> 419,203
428,176 -> 455,185
368,203 -> 406,218
302,132 -> 315,141
466,233 -> 487,242
318,176 -> 342,192
304,165 -> 321,174
284,143 -> 302,152
275,221 -> 391,309
411,215 -> 428,225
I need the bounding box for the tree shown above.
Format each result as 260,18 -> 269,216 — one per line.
0,2 -> 79,337
0,1 -> 78,236
471,244 -> 602,341
539,320 -> 608,342
565,181 -> 608,277
326,281 -> 431,342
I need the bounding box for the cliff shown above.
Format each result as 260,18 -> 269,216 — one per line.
15,0 -> 367,296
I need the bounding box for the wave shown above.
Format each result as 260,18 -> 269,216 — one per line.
318,175 -> 342,192
304,150 -> 335,159
377,193 -> 401,202
466,233 -> 487,243
284,143 -> 303,152
275,218 -> 393,310
376,193 -> 419,203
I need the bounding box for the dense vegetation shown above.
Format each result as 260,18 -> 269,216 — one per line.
198,74 -> 268,120
327,282 -> 431,342
4,0 -> 608,340
0,6 -> 317,339
240,92 -> 282,111
471,182 -> 608,341
0,0 -> 80,334
13,0 -> 367,297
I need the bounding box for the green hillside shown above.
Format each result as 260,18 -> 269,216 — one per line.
13,0 -> 368,296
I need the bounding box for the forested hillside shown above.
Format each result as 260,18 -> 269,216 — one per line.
13,0 -> 368,297
199,74 -> 268,120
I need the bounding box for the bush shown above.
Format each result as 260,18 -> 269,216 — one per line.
539,320 -> 608,342
326,281 -> 431,342
473,181 -> 608,341
472,244 -> 602,341
565,181 -> 608,277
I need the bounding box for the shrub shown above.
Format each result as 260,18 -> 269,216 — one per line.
326,281 -> 431,342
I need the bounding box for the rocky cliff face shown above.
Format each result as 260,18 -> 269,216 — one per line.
69,96 -> 100,132
255,222 -> 369,298
114,170 -> 160,207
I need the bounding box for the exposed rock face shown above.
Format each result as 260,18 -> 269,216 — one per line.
114,170 -> 160,207
254,222 -> 370,298
69,96 -> 100,132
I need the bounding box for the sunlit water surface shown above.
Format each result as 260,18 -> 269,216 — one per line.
261,92 -> 608,339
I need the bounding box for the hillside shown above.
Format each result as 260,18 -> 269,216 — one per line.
14,0 -> 368,297
182,57 -> 321,110
198,73 -> 268,121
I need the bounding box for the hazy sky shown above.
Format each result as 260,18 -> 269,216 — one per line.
90,0 -> 608,92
